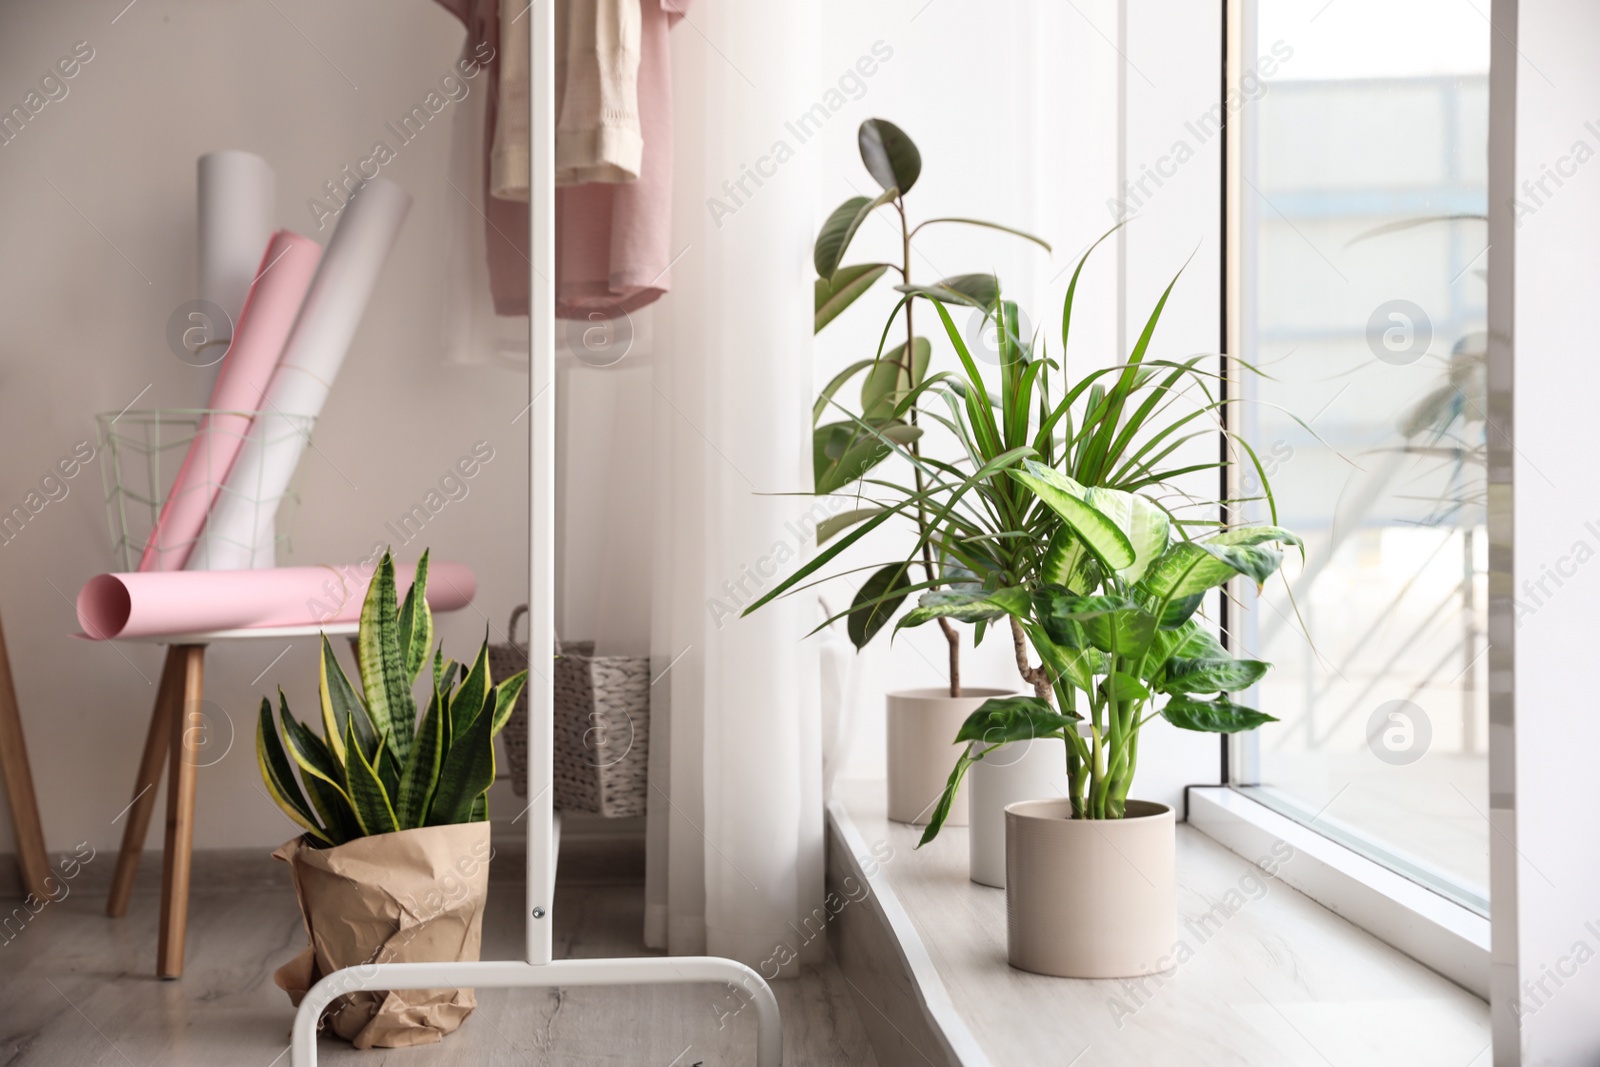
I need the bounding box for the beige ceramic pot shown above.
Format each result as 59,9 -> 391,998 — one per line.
968,737 -> 1068,888
885,688 -> 1018,826
1004,798 -> 1175,977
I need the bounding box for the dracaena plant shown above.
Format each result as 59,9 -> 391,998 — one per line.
753,229 -> 1305,826
812,117 -> 1051,695
256,550 -> 528,847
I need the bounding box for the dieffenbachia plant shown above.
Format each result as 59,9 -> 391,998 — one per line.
751,225 -> 1308,824
904,468 -> 1300,834
812,117 -> 1050,695
257,550 -> 527,847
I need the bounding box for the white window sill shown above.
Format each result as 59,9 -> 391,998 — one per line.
825,778 -> 1489,1066
1186,786 -> 1490,1000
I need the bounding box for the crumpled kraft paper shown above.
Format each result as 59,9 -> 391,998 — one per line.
272,822 -> 491,1049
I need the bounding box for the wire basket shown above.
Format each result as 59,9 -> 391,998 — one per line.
96,408 -> 315,571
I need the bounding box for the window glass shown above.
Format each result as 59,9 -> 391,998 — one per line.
1235,0 -> 1490,910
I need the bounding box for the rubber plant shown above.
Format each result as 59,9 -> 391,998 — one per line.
812,117 -> 1050,695
256,550 -> 528,845
753,232 -> 1306,828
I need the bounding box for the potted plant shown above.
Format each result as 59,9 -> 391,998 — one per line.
810,117 -> 1049,827
755,227 -> 1299,973
256,550 -> 527,1047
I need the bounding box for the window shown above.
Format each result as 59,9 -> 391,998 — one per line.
1226,0 -> 1491,913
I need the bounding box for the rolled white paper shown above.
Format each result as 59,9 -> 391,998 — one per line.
198,151 -> 278,564
190,177 -> 413,571
197,151 -> 276,396
77,561 -> 475,640
140,231 -> 322,572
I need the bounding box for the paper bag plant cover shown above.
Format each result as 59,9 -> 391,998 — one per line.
272,822 -> 490,1049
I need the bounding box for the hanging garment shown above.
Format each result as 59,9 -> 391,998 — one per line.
551,0 -> 642,186
553,0 -> 684,320
435,0 -> 532,317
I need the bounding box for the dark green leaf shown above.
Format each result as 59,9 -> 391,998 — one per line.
858,118 -> 921,195
814,420 -> 922,495
894,273 -> 1000,311
915,217 -> 1051,253
1101,672 -> 1150,703
861,337 -> 930,420
848,564 -> 913,648
255,697 -> 329,844
429,685 -> 498,826
917,750 -> 973,848
815,189 -> 898,279
815,264 -> 890,332
818,507 -> 885,545
954,696 -> 1080,745
1161,657 -> 1270,695
1034,590 -> 1157,658
1161,695 -> 1278,733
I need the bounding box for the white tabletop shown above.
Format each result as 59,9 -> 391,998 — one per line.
77,622 -> 360,644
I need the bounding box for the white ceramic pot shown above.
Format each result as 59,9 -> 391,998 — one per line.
1004,798 -> 1175,977
967,737 -> 1068,888
885,688 -> 1017,826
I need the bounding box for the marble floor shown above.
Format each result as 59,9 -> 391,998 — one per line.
0,840 -> 878,1066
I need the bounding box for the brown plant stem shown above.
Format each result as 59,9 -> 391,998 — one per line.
897,198 -> 961,697
1009,616 -> 1053,701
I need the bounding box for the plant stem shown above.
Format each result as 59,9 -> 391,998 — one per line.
896,198 -> 960,697
1008,616 -> 1053,700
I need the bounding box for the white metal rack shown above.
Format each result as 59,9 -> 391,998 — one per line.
289,5 -> 781,1061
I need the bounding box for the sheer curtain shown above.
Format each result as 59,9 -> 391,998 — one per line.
644,1 -> 823,972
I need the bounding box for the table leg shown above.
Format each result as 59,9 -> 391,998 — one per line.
106,647 -> 184,918
0,608 -> 51,902
157,645 -> 204,979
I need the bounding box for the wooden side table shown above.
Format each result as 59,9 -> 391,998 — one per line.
103,623 -> 355,979
0,608 -> 52,903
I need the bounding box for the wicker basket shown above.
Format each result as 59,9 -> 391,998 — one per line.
493,606 -> 650,818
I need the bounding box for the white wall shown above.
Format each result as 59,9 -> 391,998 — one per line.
0,1 -> 528,860
1492,0 -> 1600,1060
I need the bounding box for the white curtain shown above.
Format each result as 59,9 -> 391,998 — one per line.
644,1 -> 823,972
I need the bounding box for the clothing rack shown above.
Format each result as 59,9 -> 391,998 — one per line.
288,5 -> 781,1062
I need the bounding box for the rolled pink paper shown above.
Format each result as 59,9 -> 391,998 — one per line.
138,230 -> 324,572
76,561 -> 475,640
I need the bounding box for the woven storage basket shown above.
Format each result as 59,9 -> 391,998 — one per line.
492,606 -> 650,817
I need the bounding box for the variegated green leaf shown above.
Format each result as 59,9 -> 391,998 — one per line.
449,639 -> 492,746
256,698 -> 330,845
1009,461 -> 1134,572
1085,487 -> 1170,582
396,549 -> 434,685
344,718 -> 398,836
428,689 -> 497,826
895,586 -> 1031,632
490,672 -> 529,736
319,634 -> 373,764
358,554 -> 416,768
397,680 -> 446,827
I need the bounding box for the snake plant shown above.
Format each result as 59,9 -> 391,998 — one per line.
256,549 -> 527,847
